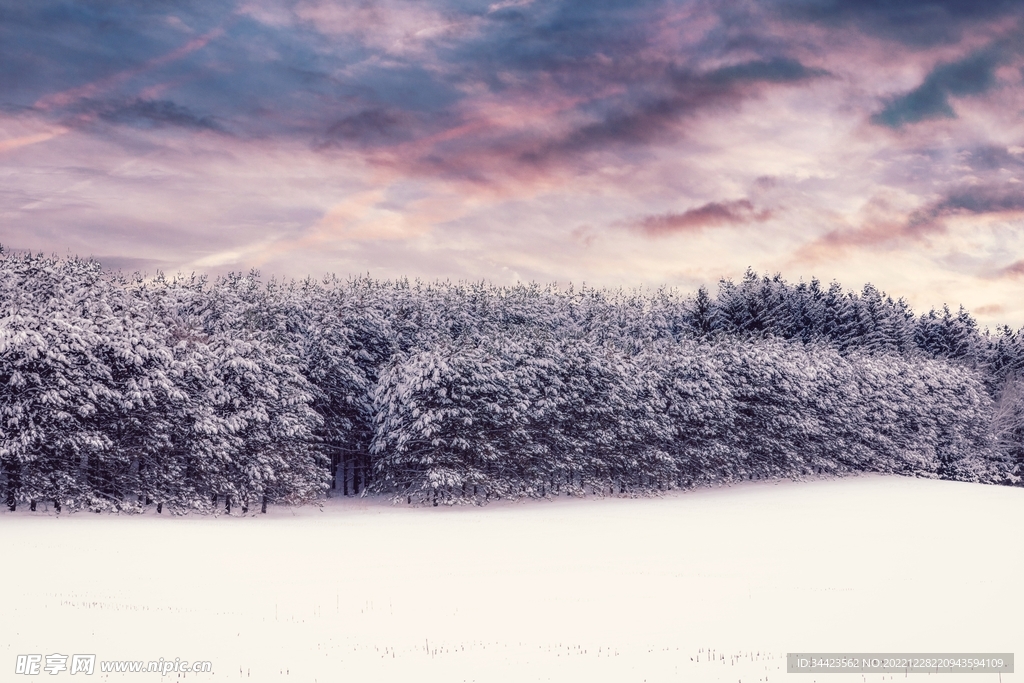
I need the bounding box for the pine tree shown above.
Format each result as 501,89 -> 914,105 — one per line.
685,286 -> 717,339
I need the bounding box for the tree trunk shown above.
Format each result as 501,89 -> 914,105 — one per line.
261,495 -> 268,514
30,500 -> 36,512
225,495 -> 231,514
157,502 -> 163,514
54,500 -> 61,513
5,459 -> 20,511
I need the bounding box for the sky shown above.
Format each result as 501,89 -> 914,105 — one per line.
1,0 -> 1023,326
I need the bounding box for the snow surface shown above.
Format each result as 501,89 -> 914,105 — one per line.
1,474 -> 1021,682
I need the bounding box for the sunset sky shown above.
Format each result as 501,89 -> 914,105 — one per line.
2,0 -> 1023,325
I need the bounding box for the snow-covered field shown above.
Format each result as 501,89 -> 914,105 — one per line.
1,474 -> 1021,682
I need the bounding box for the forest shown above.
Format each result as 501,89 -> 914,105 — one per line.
1,246 -> 1022,513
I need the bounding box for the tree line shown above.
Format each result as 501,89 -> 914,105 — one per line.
0,249 -> 1021,512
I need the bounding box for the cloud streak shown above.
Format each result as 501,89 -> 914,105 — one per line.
871,48 -> 1005,127
776,0 -> 1024,46
524,59 -> 829,162
632,200 -> 773,237
33,27 -> 228,112
0,129 -> 68,154
800,184 -> 1024,259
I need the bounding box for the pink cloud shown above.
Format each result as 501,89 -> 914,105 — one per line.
798,184 -> 1024,262
631,200 -> 773,237
995,260 -> 1024,279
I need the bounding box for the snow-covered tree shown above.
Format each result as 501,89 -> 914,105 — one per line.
2,251 -> 1019,514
